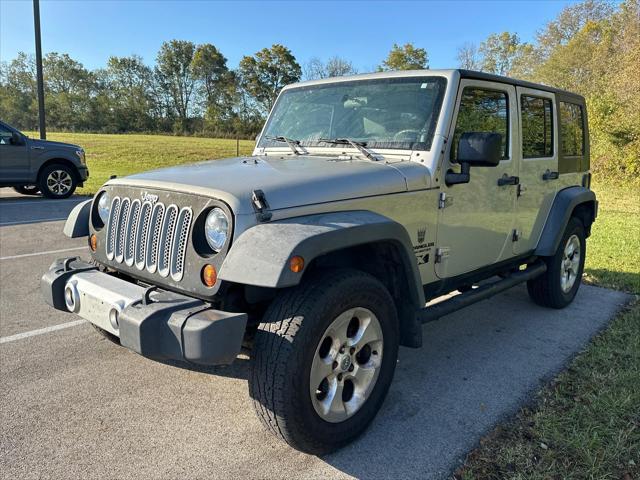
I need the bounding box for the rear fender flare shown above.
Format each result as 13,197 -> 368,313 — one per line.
535,186 -> 597,256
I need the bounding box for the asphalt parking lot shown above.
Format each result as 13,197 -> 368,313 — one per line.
0,187 -> 632,479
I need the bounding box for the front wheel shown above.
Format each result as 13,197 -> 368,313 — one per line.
527,216 -> 586,308
249,269 -> 399,455
39,163 -> 77,199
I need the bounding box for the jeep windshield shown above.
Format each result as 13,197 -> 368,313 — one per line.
259,76 -> 447,152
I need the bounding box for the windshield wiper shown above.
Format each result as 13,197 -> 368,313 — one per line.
318,138 -> 379,162
264,135 -> 303,155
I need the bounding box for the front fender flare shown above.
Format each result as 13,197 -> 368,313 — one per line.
219,210 -> 424,301
63,199 -> 91,238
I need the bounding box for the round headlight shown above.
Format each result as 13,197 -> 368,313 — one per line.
97,192 -> 110,224
204,207 -> 229,252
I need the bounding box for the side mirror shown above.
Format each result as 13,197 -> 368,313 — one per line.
445,132 -> 503,186
10,132 -> 24,146
457,132 -> 502,166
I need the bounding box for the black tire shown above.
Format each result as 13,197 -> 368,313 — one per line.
38,163 -> 77,199
13,185 -> 40,196
249,269 -> 399,455
90,324 -> 120,344
527,216 -> 586,309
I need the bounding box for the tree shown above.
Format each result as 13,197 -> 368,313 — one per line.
456,42 -> 480,70
379,43 -> 428,71
101,55 -> 157,132
536,0 -> 614,57
43,52 -> 95,130
0,53 -> 38,129
155,40 -> 197,131
478,32 -> 524,76
304,56 -> 357,80
238,44 -> 301,112
192,44 -> 229,106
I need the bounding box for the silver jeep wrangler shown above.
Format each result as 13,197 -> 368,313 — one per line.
42,69 -> 597,454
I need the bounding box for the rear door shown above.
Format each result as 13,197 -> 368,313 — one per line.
513,87 -> 558,254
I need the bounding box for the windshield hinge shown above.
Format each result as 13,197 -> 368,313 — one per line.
251,189 -> 272,222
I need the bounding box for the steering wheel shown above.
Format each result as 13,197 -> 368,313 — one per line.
393,129 -> 420,141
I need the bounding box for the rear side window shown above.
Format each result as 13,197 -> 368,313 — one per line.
559,102 -> 584,157
521,96 -> 553,158
451,87 -> 509,160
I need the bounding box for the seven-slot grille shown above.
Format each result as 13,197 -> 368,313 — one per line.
105,196 -> 192,281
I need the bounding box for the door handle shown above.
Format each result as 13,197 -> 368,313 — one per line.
542,169 -> 559,180
497,174 -> 519,186
31,146 -> 44,150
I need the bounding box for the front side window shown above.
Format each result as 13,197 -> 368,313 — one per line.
521,95 -> 553,158
0,125 -> 13,145
559,102 -> 584,157
451,87 -> 509,160
259,77 -> 448,151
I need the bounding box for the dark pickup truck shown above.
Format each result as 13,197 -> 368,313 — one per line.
0,120 -> 88,198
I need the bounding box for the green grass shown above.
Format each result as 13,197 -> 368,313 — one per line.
24,131 -> 255,194
584,182 -> 640,293
457,181 -> 640,480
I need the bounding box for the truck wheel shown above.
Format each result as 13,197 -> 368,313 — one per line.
249,269 -> 399,455
527,217 -> 586,309
39,163 -> 77,199
13,185 -> 40,196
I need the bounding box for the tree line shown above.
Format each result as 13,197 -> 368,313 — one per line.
0,0 -> 637,179
0,40 -> 427,139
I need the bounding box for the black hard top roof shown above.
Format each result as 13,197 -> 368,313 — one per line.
458,69 -> 585,102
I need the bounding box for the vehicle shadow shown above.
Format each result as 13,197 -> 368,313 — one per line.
208,284 -> 628,479
155,356 -> 250,380
0,191 -> 90,226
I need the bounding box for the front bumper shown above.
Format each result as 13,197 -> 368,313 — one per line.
77,166 -> 89,181
41,258 -> 247,365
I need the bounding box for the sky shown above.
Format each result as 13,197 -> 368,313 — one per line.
1,0 -> 574,72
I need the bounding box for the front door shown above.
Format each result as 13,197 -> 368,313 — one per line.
0,124 -> 30,182
513,87 -> 559,254
435,79 -> 519,279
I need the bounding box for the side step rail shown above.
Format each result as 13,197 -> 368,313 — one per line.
418,261 -> 547,324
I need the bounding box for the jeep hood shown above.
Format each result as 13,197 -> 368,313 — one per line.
117,155 -> 419,214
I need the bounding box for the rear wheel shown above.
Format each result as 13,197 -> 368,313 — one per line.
13,185 -> 40,196
249,269 -> 399,455
527,217 -> 586,308
39,163 -> 77,199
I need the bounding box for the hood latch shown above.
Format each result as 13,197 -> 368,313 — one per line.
251,189 -> 272,222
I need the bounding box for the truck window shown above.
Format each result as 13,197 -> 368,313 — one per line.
451,88 -> 509,160
521,95 -> 553,158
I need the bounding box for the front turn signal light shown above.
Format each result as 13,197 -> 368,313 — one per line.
289,255 -> 305,273
89,234 -> 97,252
202,264 -> 217,287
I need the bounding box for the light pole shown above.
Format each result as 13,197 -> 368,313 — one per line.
33,0 -> 46,139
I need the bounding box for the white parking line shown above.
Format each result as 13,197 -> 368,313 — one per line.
0,246 -> 86,261
0,217 -> 68,226
0,320 -> 85,344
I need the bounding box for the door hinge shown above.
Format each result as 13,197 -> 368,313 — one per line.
438,192 -> 452,209
517,184 -> 526,197
512,229 -> 520,242
435,247 -> 450,263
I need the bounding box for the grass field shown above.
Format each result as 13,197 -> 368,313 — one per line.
25,131 -> 255,194
27,132 -> 640,478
